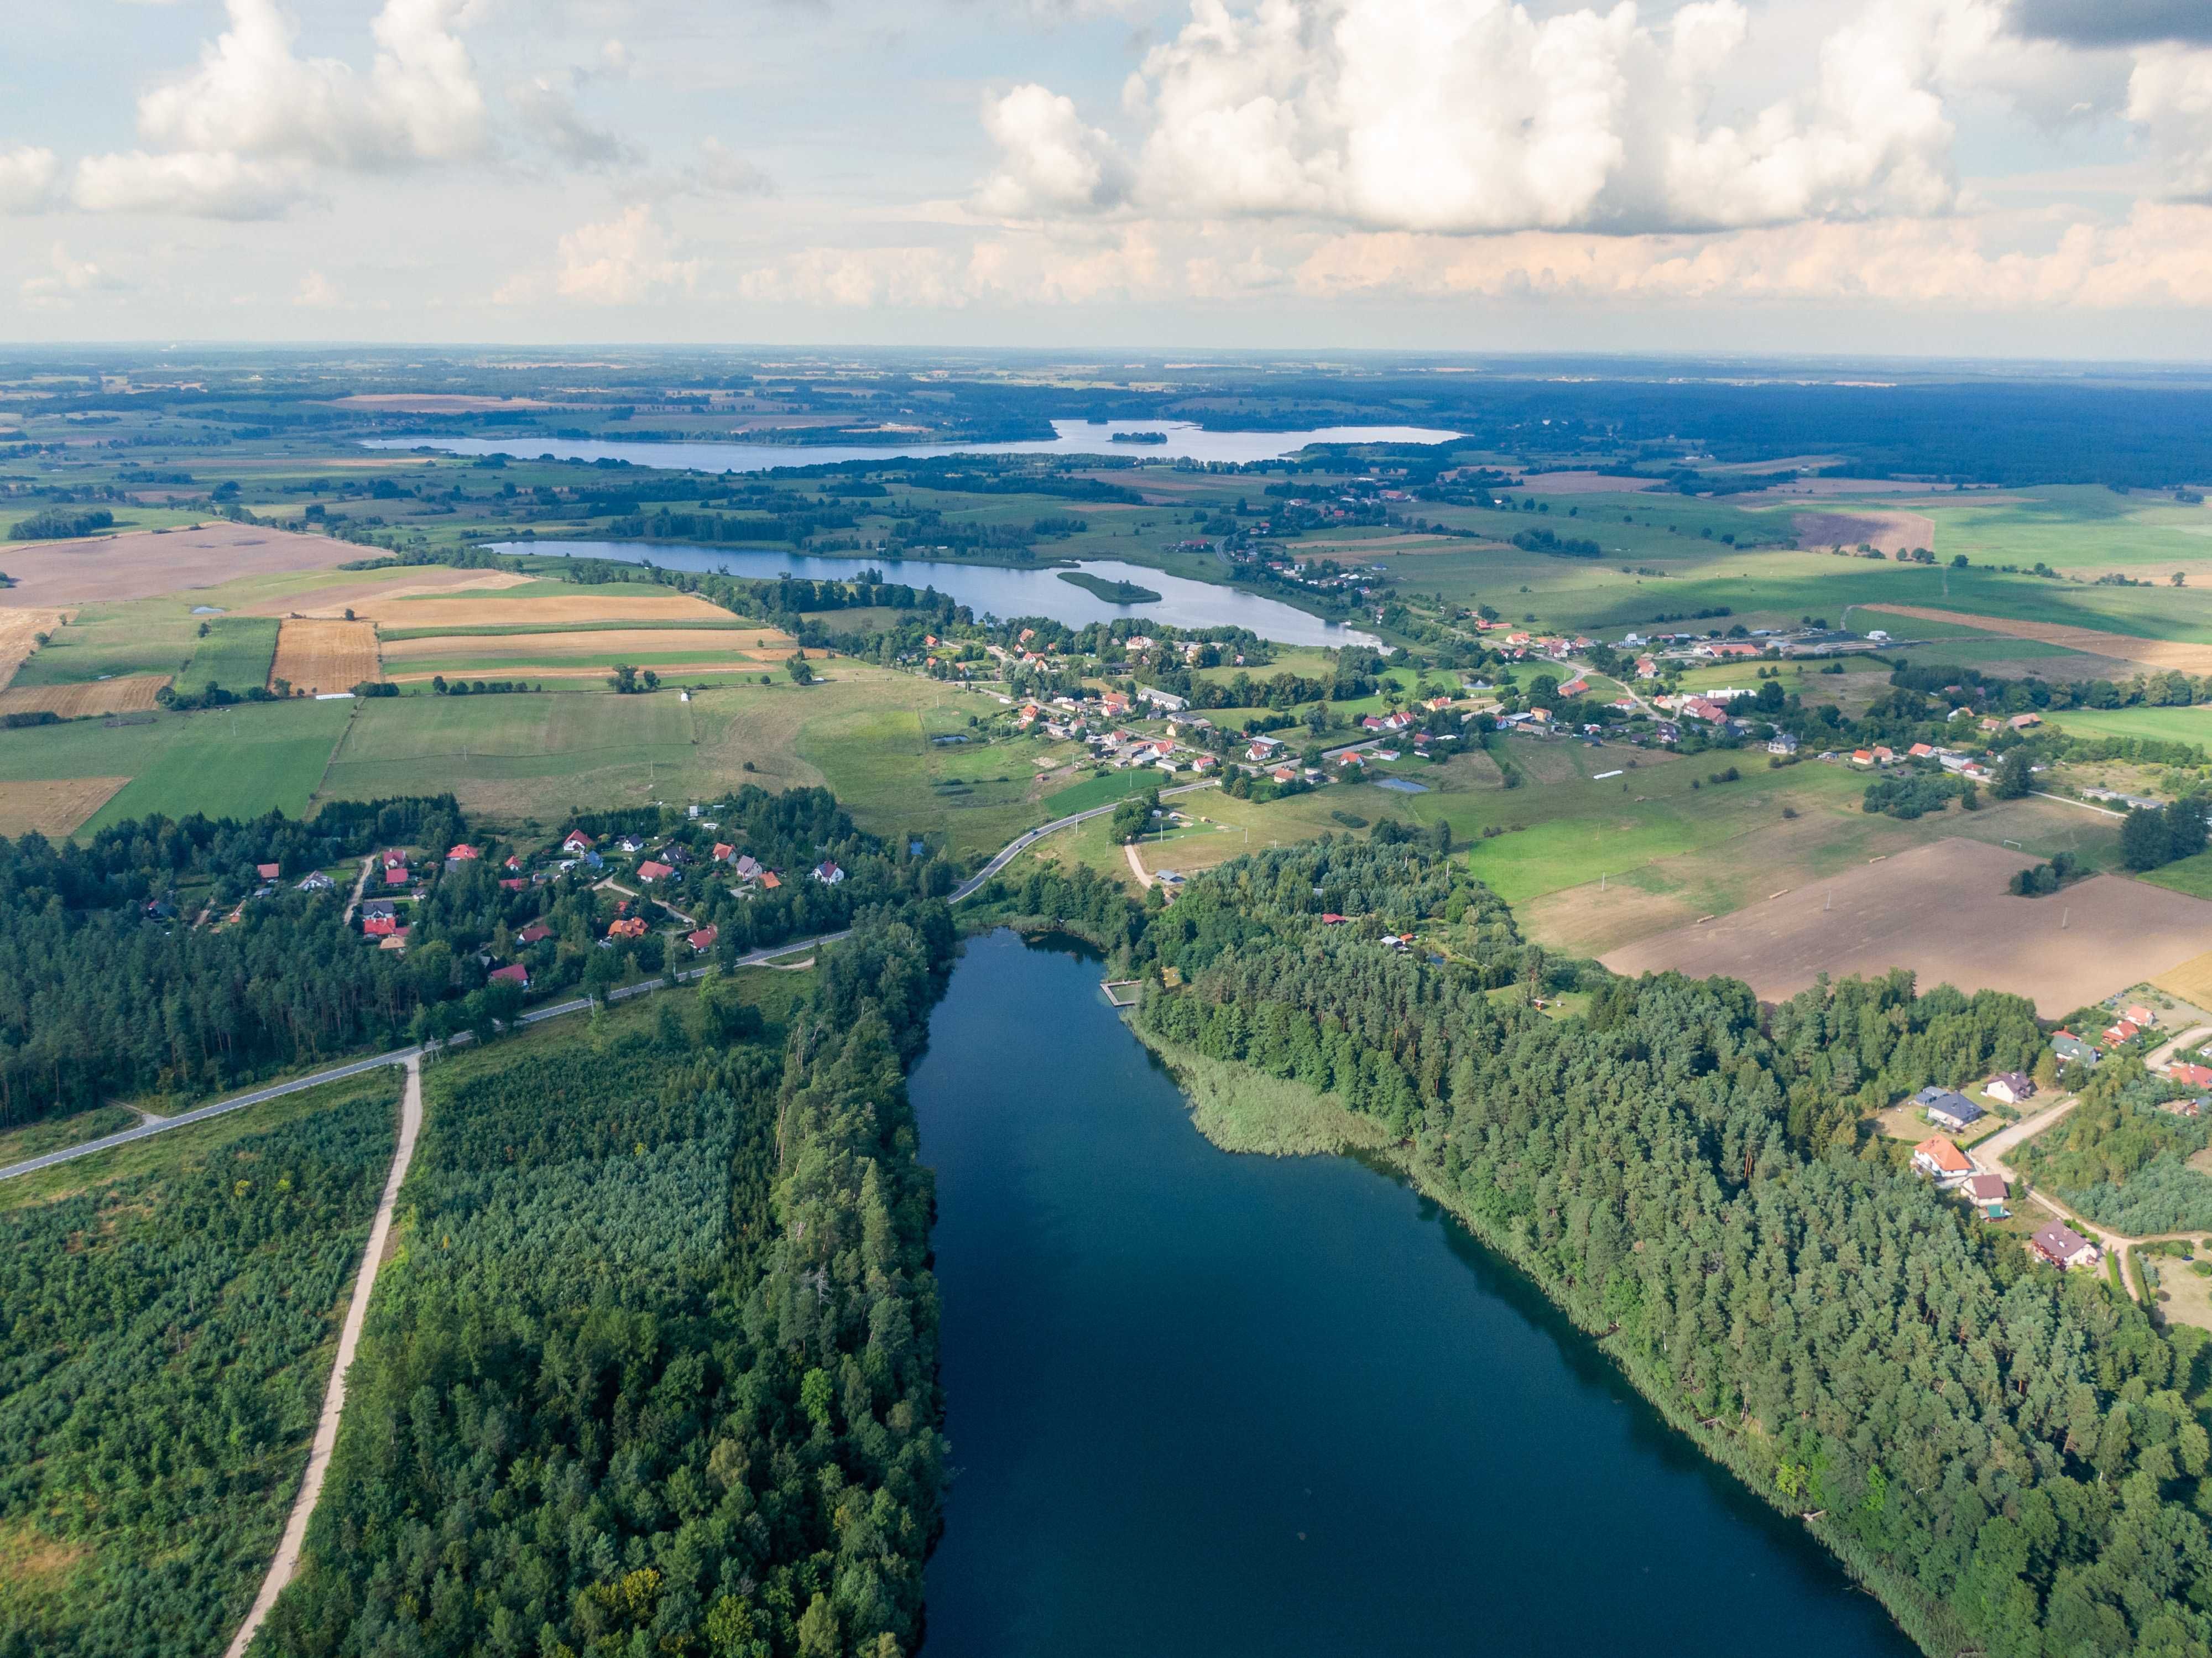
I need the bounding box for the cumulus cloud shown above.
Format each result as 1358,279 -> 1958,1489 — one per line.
977,84 -> 1134,215
978,0 -> 2010,234
22,244 -> 125,306
554,205 -> 701,303
294,269 -> 340,307
72,149 -> 308,218
0,147 -> 64,213
134,0 -> 487,168
2130,45 -> 2212,199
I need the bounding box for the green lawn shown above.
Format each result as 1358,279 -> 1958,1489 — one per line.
0,698 -> 354,832
9,600 -> 204,687
177,616 -> 279,696
2141,851 -> 2212,900
1043,768 -> 1175,815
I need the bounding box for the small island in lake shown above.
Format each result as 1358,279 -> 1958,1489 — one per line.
1058,570 -> 1163,604
1110,430 -> 1169,445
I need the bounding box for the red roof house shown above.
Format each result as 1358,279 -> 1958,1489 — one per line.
488,963 -> 529,988
637,860 -> 675,883
687,925 -> 719,953
517,920 -> 552,945
256,862 -> 280,880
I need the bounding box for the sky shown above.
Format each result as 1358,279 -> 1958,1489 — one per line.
9,0 -> 2212,356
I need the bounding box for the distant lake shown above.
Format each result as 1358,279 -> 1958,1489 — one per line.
487,541 -> 1381,647
362,419 -> 1462,472
911,931 -> 1917,1658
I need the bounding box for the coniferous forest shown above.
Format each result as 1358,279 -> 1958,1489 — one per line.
0,1079 -> 399,1658
252,900 -> 955,1658
1103,838 -> 2209,1658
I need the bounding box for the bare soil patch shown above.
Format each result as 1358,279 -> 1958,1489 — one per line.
1791,509 -> 1937,554
0,523 -> 346,606
272,619 -> 379,693
1864,604 -> 2212,673
0,607 -> 70,686
382,627 -> 782,663
1603,837 -> 2212,1013
0,676 -> 166,718
0,778 -> 131,837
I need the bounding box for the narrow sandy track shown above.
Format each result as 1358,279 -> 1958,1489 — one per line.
223,1053 -> 422,1658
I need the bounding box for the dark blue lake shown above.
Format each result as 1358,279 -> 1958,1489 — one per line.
909,930 -> 1916,1657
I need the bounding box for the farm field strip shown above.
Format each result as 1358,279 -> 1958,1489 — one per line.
339,592 -> 733,626
0,676 -> 167,717
269,619 -> 379,693
1602,837 -> 2212,1013
1862,603 -> 2212,670
0,608 -> 70,687
0,777 -> 131,837
379,627 -> 785,663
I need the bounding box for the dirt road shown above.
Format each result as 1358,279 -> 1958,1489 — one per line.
222,1053 -> 422,1657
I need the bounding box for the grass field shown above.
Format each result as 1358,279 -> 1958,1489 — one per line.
7,600 -> 208,686
2042,706 -> 2212,748
0,698 -> 354,833
176,616 -> 279,697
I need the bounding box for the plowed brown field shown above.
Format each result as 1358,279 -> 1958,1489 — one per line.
270,619 -> 379,692
0,676 -> 167,717
1603,837 -> 2212,1014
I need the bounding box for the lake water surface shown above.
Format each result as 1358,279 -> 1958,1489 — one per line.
488,541 -> 1380,647
911,930 -> 1916,1658
363,419 -> 1461,472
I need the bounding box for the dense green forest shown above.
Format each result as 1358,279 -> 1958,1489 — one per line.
0,1079 -> 399,1658
254,899 -> 956,1658
997,837 -> 2212,1658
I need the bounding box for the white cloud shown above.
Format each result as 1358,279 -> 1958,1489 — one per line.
554,205 -> 701,304
978,84 -> 1134,216
0,147 -> 63,213
134,0 -> 487,168
72,149 -> 309,218
2129,45 -> 2212,198
982,0 -> 2005,234
295,269 -> 340,306
512,75 -> 640,168
22,243 -> 125,306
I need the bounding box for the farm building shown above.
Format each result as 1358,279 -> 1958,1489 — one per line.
2030,1222 -> 2099,1270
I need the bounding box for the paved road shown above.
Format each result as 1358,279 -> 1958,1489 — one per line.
1,789 -> 1212,1184
222,1054 -> 423,1658
2147,1025 -> 2212,1072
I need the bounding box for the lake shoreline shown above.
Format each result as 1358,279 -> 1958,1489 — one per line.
1124,1010 -> 1939,1656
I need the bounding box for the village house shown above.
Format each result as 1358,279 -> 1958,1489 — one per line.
1914,1087 -> 1985,1133
2169,1062 -> 2212,1089
2030,1221 -> 2100,1270
712,842 -> 736,863
733,854 -> 762,882
447,844 -> 481,866
2053,1031 -> 2101,1066
814,859 -> 844,885
1984,1071 -> 2034,1105
562,831 -> 594,854
687,925 -> 719,954
1912,1136 -> 1975,1185
618,835 -> 646,855
1965,1172 -> 2010,1207
1767,732 -> 1799,756
636,859 -> 675,884
607,916 -> 649,941
488,963 -> 529,990
2103,1019 -> 2142,1047
363,914 -> 400,937
517,920 -> 552,946
2125,1004 -> 2158,1029
297,870 -> 335,893
256,862 -> 280,880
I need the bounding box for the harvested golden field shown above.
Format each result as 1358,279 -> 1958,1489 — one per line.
1604,837 -> 2212,1014
0,778 -> 129,837
352,592 -> 733,627
2153,950 -> 2212,1010
270,618 -> 378,692
1863,603 -> 2212,672
0,676 -> 167,718
0,524 -> 345,606
0,608 -> 69,685
1792,509 -> 1937,554
380,627 -> 792,664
